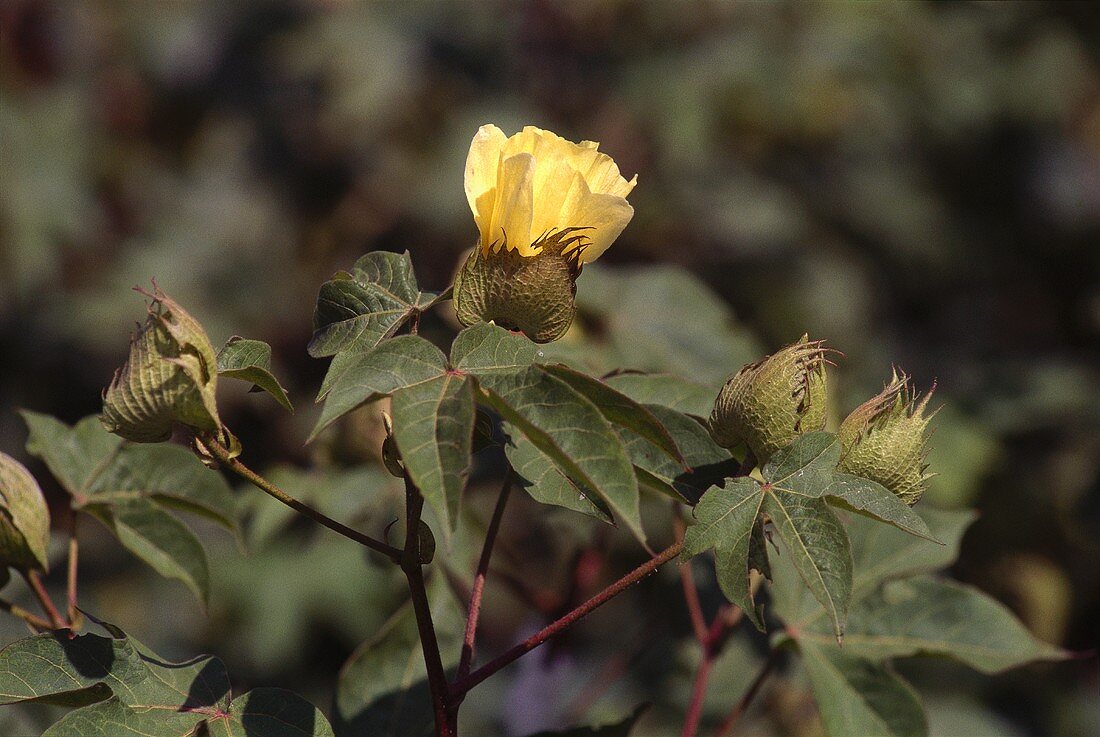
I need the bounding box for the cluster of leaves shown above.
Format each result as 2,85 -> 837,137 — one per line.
0,618 -> 334,736
1,251 -> 1067,737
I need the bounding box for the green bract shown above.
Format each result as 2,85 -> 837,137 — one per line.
453,230 -> 588,343
101,289 -> 222,443
837,370 -> 937,506
708,335 -> 829,462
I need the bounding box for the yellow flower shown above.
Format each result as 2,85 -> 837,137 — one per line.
464,125 -> 637,263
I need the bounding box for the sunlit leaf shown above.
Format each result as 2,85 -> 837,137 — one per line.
217,336 -> 293,411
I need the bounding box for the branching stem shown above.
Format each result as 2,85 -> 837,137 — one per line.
401,476 -> 454,737
23,570 -> 64,629
457,469 -> 513,682
451,541 -> 683,696
201,435 -> 402,563
0,598 -> 54,632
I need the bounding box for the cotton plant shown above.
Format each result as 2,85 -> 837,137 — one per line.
0,126 -> 1064,737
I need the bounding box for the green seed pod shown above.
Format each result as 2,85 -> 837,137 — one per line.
101,288 -> 222,442
836,369 -> 937,506
452,229 -> 589,343
0,452 -> 51,573
708,336 -> 829,462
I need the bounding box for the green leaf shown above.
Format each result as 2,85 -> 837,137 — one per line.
309,251 -> 433,358
22,412 -> 237,530
764,487 -> 852,640
310,335 -> 448,441
505,428 -> 613,524
540,364 -> 685,465
763,431 -> 840,495
522,704 -> 648,736
823,474 -> 936,542
475,366 -> 644,542
85,443 -> 238,530
624,405 -> 734,505
336,578 -> 462,737
682,478 -> 765,629
391,373 -> 475,533
849,507 -> 975,595
771,507 -> 975,630
450,321 -> 540,374
1,623 -> 333,736
21,412 -> 122,498
217,336 -> 293,411
604,372 -> 716,417
87,498 -> 210,605
800,576 -> 1067,674
798,638 -> 927,737
0,452 -> 51,571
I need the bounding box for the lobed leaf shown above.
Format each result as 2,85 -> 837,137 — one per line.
764,487 -> 852,640
0,623 -> 332,736
604,372 -> 716,418
475,366 -> 645,542
540,364 -> 684,466
391,373 -> 475,532
308,251 -> 432,358
310,335 -> 448,440
823,473 -> 936,542
216,336 -> 293,411
798,639 -> 927,737
506,428 -> 614,524
86,498 -> 210,605
800,576 -> 1068,674
450,321 -> 540,374
624,405 -> 735,505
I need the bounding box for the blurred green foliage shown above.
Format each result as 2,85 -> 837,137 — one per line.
1,1 -> 1097,736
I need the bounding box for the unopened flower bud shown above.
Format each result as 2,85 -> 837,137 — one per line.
836,369 -> 937,506
453,124 -> 637,343
101,288 -> 222,442
0,452 -> 51,573
708,336 -> 829,462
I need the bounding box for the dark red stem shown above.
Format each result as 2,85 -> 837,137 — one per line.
451,541 -> 683,696
456,470 -> 513,682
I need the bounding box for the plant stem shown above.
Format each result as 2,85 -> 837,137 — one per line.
67,512 -> 80,627
681,609 -> 732,737
714,651 -> 778,737
400,476 -> 455,737
452,541 -> 683,696
673,506 -> 709,644
456,469 -> 513,682
201,435 -> 402,563
0,598 -> 54,631
23,570 -> 64,629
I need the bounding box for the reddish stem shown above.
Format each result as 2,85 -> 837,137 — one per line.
400,476 -> 454,737
67,512 -> 80,626
673,507 -> 709,644
451,541 -> 683,696
456,470 -> 513,682
23,570 -> 64,629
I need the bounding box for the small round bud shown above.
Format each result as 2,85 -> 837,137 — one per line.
708,335 -> 830,462
101,288 -> 222,442
0,452 -> 51,573
453,229 -> 587,343
836,369 -> 937,506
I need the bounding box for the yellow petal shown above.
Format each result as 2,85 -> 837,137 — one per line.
464,124 -> 506,227
568,181 -> 635,264
488,153 -> 537,255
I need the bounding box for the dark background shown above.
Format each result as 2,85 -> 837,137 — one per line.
1,2 -> 1097,736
